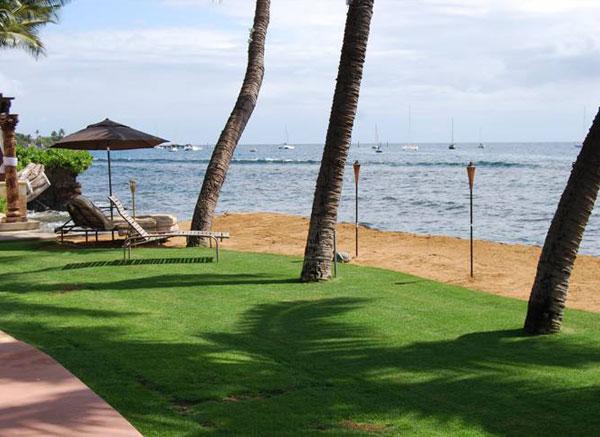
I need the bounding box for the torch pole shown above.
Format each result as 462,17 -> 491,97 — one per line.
333,228 -> 337,278
353,161 -> 361,258
466,162 -> 476,278
470,183 -> 473,278
355,177 -> 359,258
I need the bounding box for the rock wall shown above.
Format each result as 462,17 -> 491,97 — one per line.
29,166 -> 81,211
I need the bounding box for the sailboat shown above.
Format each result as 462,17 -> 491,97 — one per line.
402,105 -> 419,151
278,126 -> 295,150
575,107 -> 586,148
374,124 -> 383,153
448,118 -> 456,150
478,128 -> 485,149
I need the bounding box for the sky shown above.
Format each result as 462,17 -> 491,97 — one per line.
1,0 -> 599,144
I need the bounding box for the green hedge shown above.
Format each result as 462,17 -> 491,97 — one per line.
0,197 -> 6,214
16,145 -> 93,175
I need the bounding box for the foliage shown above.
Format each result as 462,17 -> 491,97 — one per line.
1,242 -> 600,436
16,130 -> 64,148
0,197 -> 6,213
0,0 -> 70,58
16,144 -> 92,174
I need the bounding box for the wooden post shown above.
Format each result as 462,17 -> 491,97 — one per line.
0,94 -> 13,183
353,160 -> 361,258
0,130 -> 4,182
0,114 -> 23,223
466,162 -> 476,278
129,179 -> 137,219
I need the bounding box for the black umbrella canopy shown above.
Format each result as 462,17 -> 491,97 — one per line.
51,119 -> 168,202
52,119 -> 168,150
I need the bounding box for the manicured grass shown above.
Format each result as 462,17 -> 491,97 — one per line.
1,241 -> 600,436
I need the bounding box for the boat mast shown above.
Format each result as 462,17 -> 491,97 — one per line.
582,106 -> 587,140
408,104 -> 412,145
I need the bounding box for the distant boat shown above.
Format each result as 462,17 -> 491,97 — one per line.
478,128 -> 485,149
449,118 -> 456,150
374,124 -> 383,153
183,144 -> 202,151
278,125 -> 295,150
249,148 -> 258,153
575,106 -> 587,148
404,104 -> 418,151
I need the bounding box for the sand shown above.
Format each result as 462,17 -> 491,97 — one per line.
172,212 -> 600,313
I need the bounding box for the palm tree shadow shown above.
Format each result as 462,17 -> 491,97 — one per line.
190,299 -> 600,435
2,298 -> 600,435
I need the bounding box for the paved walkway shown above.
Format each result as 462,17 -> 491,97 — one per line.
0,331 -> 142,437
0,230 -> 56,242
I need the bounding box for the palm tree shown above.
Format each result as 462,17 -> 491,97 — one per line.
300,0 -> 375,282
0,0 -> 69,58
524,108 -> 600,334
187,0 -> 270,246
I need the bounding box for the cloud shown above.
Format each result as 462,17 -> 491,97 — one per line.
3,0 -> 599,142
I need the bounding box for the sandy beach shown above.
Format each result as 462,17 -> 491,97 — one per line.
173,212 -> 600,313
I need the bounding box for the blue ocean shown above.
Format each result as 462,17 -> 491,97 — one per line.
75,142 -> 600,255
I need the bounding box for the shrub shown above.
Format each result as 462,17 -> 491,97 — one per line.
0,197 -> 6,214
16,145 -> 93,175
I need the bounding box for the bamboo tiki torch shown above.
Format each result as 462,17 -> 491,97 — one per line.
466,162 -> 476,278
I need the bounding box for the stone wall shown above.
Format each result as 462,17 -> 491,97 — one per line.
29,166 -> 81,211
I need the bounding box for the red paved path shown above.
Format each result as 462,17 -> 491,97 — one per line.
0,331 -> 142,436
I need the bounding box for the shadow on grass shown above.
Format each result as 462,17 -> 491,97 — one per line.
62,257 -> 214,270
0,273 -> 300,294
2,297 -> 600,435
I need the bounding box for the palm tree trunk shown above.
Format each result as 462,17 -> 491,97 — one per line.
524,108 -> 600,334
300,0 -> 375,281
188,0 -> 269,246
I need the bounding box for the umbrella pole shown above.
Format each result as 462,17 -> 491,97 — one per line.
107,147 -> 115,241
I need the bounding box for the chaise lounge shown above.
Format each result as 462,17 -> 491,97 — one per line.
55,195 -> 178,243
108,195 -> 230,261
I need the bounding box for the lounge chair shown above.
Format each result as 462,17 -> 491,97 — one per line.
55,195 -> 117,243
55,195 -> 173,243
108,195 -> 230,261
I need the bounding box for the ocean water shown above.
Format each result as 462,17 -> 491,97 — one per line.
74,142 -> 600,256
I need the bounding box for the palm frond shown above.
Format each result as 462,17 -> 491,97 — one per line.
0,0 -> 70,57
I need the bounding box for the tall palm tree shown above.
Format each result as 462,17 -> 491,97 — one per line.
187,0 -> 270,246
301,0 -> 375,282
524,108 -> 600,335
0,0 -> 69,58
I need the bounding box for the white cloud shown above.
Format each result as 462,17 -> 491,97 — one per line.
3,0 -> 599,142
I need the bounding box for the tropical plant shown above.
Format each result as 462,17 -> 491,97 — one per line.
16,144 -> 92,174
0,0 -> 70,58
300,0 -> 375,282
524,109 -> 600,335
187,0 -> 270,246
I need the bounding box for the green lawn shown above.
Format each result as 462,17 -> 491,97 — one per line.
1,241 -> 599,436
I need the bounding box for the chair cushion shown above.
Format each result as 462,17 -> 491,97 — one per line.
66,196 -> 114,231
143,214 -> 179,233
114,217 -> 157,235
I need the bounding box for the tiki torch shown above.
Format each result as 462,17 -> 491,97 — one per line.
129,179 -> 137,219
466,162 -> 476,278
353,160 -> 361,258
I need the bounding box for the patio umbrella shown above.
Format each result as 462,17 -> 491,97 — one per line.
52,118 -> 168,199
